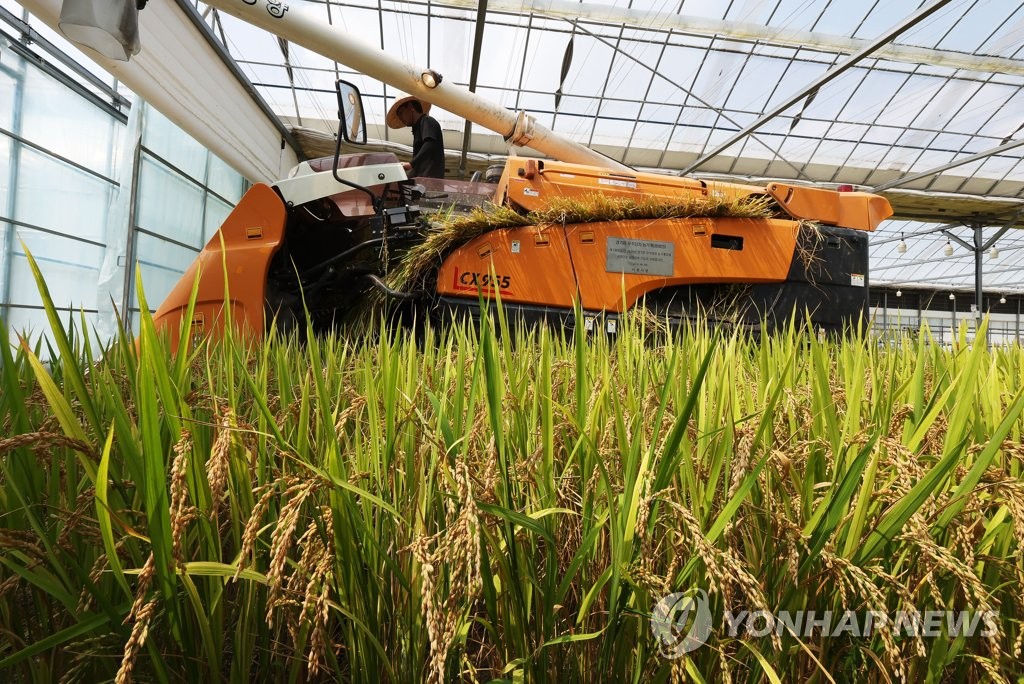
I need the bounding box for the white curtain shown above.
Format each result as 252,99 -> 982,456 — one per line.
94,97 -> 141,341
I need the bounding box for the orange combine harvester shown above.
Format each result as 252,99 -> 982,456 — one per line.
128,0 -> 893,342
151,140 -> 891,341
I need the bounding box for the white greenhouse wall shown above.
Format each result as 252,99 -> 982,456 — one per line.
0,22 -> 246,354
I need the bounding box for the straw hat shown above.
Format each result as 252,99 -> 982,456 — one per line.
386,94 -> 432,129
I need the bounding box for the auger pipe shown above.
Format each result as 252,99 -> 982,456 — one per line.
205,0 -> 633,173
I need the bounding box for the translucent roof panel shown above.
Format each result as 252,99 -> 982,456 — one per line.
190,0 -> 1022,227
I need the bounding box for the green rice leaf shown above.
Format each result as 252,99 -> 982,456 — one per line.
0,611 -> 111,670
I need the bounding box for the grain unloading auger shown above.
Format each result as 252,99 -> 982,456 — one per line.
134,0 -> 893,342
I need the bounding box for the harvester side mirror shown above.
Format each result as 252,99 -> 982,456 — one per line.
336,80 -> 366,145
331,79 -> 379,214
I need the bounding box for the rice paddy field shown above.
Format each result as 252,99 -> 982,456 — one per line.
2,252 -> 1024,683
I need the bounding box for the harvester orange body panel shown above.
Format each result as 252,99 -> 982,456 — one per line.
151,183 -> 286,344
496,158 -> 762,210
432,157 -> 888,318
435,217 -> 800,312
765,182 -> 891,232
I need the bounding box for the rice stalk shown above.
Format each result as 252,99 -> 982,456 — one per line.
1,266 -> 1023,682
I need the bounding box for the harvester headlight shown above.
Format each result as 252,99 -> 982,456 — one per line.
421,69 -> 443,88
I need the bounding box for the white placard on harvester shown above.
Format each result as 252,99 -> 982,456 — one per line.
606,237 -> 675,276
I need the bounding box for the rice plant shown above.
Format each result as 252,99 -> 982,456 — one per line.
1,252 -> 1023,682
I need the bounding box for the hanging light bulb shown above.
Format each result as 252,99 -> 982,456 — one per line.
990,246 -> 999,260
897,232 -> 907,254
944,240 -> 954,257
1000,295 -> 1007,304
896,289 -> 902,297
949,292 -> 956,300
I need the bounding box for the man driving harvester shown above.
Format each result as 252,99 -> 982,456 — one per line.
387,94 -> 446,179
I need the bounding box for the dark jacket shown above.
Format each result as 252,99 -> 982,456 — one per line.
410,115 -> 445,178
